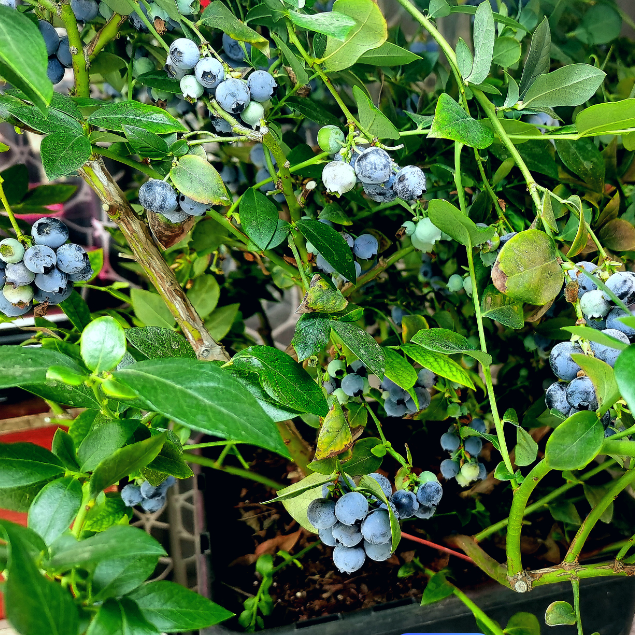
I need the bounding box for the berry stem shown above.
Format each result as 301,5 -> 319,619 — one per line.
472,149 -> 513,232
363,402 -> 408,468
86,12 -> 127,62
134,0 -> 170,52
0,175 -> 26,241
71,484 -> 93,538
59,3 -> 90,99
288,235 -> 310,293
400,532 -> 475,563
615,531 -> 635,561
93,147 -> 163,179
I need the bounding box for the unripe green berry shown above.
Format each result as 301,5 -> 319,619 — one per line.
318,125 -> 346,154
240,101 -> 265,127
461,462 -> 480,482
180,75 -> 204,99
0,238 -> 25,264
3,284 -> 33,306
151,87 -> 172,102
463,277 -> 473,296
333,387 -> 349,405
448,274 -> 463,293
327,359 -> 346,378
401,221 -> 416,236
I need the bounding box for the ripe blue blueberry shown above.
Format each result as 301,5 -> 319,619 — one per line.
169,38 -> 200,70
440,459 -> 460,479
349,360 -> 367,377
332,522 -> 363,547
140,480 -> 164,499
414,505 -> 436,519
316,254 -> 335,274
566,261 -> 598,297
0,292 -> 30,316
71,0 -> 99,21
405,387 -> 430,413
361,510 -> 391,545
195,57 -> 224,89
317,125 -> 346,154
363,175 -> 397,203
354,147 -> 392,184
605,427 -> 617,438
322,161 -> 357,196
216,78 -> 251,114
440,431 -> 460,452
0,238 -> 25,264
39,20 -> 60,56
323,379 -> 336,394
393,165 -> 426,201
368,473 -> 392,498
384,398 -> 408,418
31,218 -> 69,249
333,545 -> 365,573
545,381 -> 570,414
250,143 -> 266,167
477,462 -> 487,480
353,234 -> 378,260
590,329 -> 629,367
319,525 -> 338,547
180,75 -> 204,100
222,33 -> 251,61
0,269 -> 4,287
580,289 -> 610,319
179,195 -> 209,216
6,262 -> 35,286
35,268 -> 67,293
604,272 -> 635,304
68,265 -> 94,283
247,70 -> 277,102
0,0 -> 17,7
56,36 -> 73,68
363,539 -> 392,562
566,376 -> 598,410
416,368 -> 436,389
341,373 -> 364,397
470,418 -> 486,433
307,498 -> 337,529
56,243 -> 89,274
416,481 -> 442,507
139,179 -> 178,214
140,495 -> 166,513
335,492 -> 368,526
129,4 -> 149,31
464,436 -> 482,457
164,56 -> 187,80
47,58 -> 65,85
34,284 -> 73,305
549,341 -> 582,381
606,307 -> 635,337
391,306 -> 409,326
390,489 -> 418,519
121,484 -> 144,507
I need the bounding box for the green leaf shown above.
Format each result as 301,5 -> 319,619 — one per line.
597,219 -> 635,252
204,303 -> 240,341
52,429 -> 79,471
266,472 -> 336,503
428,0 -> 451,19
296,219 -> 356,282
239,188 -> 279,250
492,229 -> 564,305
123,125 -> 169,160
492,36 -> 521,68
315,398 -> 352,460
545,411 -> 603,470
357,42 -> 420,66
562,326 -> 628,352
343,438 -> 382,475
287,10 -> 356,40
352,86 -> 399,140
571,353 -> 620,416
232,345 -> 328,417
277,472 -> 336,532
60,290 -> 92,331
331,320 -> 385,379
78,420 -> 139,472
169,155 -> 230,205
555,138 -> 605,193
27,477 -> 82,545
347,401 -> 368,428
0,6 -> 52,112
0,93 -> 81,135
319,203 -> 351,226
68,409 -> 99,447
456,38 -> 473,80
297,275 -> 347,314
92,555 -> 159,601
130,580 -> 233,632
285,97 -> 342,127
80,316 -> 127,373
88,102 -> 187,134
575,99 -> 635,137
383,347 -> 417,390
136,71 -> 182,94
83,493 -> 131,532
518,17 -> 551,98
125,327 -> 195,359
146,439 -> 194,479
466,0 -> 495,84
428,94 -> 494,149
583,482 -> 613,524
421,571 -> 454,605
199,2 -> 269,54
115,358 -> 290,455
411,327 -> 492,366
86,598 -> 159,635
548,501 -> 582,526
130,288 -> 176,329
22,184 -> 76,207
152,0 -> 180,20
401,343 -> 475,389
41,131 -> 91,181
575,4 -> 622,46
186,274 -> 220,319
428,199 -> 494,248
481,284 -> 525,329
521,64 -> 606,110
545,601 -> 577,626
2,520 -> 79,635
89,433 -> 167,499
292,313 -> 332,361
321,0 -> 388,72
89,52 -> 128,77
271,34 -> 309,86
515,426 -> 538,467
613,345 -> 635,415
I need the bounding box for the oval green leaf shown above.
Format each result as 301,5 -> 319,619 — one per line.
170,154 -> 230,205
545,410 -> 603,470
80,316 -> 127,373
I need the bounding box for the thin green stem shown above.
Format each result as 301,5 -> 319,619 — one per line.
134,1 -> 169,52
288,235 -> 309,293
93,148 -> 163,179
473,149 -> 513,231
452,587 -> 505,635
608,424 -> 635,441
183,440 -> 244,450
60,3 -> 89,98
0,176 -> 25,240
207,208 -> 249,244
71,486 -> 92,538
364,402 -> 408,467
615,532 -> 635,562
572,579 -> 583,635
601,439 -> 635,456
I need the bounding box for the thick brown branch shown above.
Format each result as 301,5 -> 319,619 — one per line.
79,158 -> 229,362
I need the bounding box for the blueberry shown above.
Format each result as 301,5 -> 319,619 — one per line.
129,4 -> 150,31
414,505 -> 436,519
164,55 -> 187,80
606,307 -> 635,337
440,432 -> 460,452
0,292 -> 31,317
393,165 -> 426,201
0,269 -> 4,287
335,492 -> 368,526
316,254 -> 335,274
180,75 -> 204,100
322,161 -> 357,196
194,57 -> 224,89
549,341 -> 582,381
0,238 -> 25,264
35,268 -> 67,294
161,208 -> 190,224
34,283 -> 73,305
586,316 -> 607,330
240,101 -> 265,127
580,289 -> 610,319
319,525 -> 338,547
590,329 -> 629,367
247,70 -> 277,102
368,473 -> 392,498
360,509 -> 391,545
3,284 -> 33,307
250,143 -> 266,167
0,0 -> 16,7
460,462 -> 480,482
416,481 -> 443,507
56,36 -> 73,68
349,360 -> 367,377
353,234 -> 378,260
416,368 -> 436,389
470,418 -> 486,433
68,265 -> 94,283
139,179 -> 178,214
402,221 -> 416,236
440,459 -> 460,479
363,176 -> 397,203
566,377 -> 598,410
323,379 -> 336,394
333,545 -> 365,573
404,387 -> 430,413
464,436 -> 483,457
222,33 -> 251,61
332,522 -> 363,547
140,495 -> 166,513
5,262 -> 35,286
31,218 -> 69,249
604,272 -> 635,304
605,427 -> 617,438
71,0 -> 99,21
354,147 -> 392,184
391,306 -> 408,326
545,381 -> 570,414
477,462 -> 487,480
363,540 -> 393,561
56,243 -> 89,275
307,498 -> 337,529
384,397 -> 408,418
566,261 -> 598,297
46,57 -> 65,84
169,38 -> 200,70
390,489 -> 418,519
340,373 -> 364,397
178,194 -> 209,216
121,484 -> 144,507
317,125 -> 346,154
215,78 -> 250,114
39,20 -> 60,56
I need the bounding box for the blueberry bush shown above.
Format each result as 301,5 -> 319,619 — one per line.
1,0 -> 635,632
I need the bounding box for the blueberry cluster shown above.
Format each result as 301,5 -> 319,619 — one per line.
138,178 -> 210,222
380,370 -> 434,417
318,133 -> 426,204
546,266 -> 635,435
0,219 -> 93,317
323,359 -> 370,404
309,472 -> 443,573
121,476 -> 177,513
438,419 -> 487,487
39,20 -> 68,86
